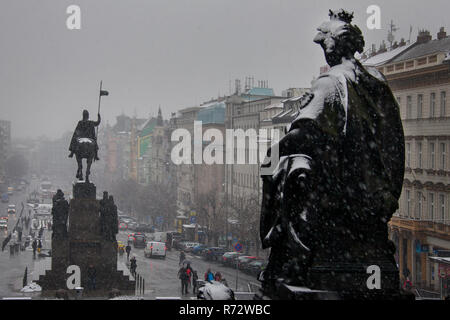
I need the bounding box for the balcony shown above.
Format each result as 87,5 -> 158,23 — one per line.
390,216 -> 450,238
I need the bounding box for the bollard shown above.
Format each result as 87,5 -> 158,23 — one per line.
75,287 -> 83,300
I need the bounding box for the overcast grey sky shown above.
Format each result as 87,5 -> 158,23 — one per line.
1,0 -> 449,140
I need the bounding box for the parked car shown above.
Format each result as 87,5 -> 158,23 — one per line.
7,204 -> 16,214
236,256 -> 259,269
192,244 -> 208,255
221,252 -> 245,266
144,241 -> 166,259
244,260 -> 268,276
204,247 -> 226,261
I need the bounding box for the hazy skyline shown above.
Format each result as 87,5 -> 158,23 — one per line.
1,0 -> 449,140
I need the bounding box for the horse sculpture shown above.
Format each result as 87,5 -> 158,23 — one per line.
74,138 -> 96,182
69,109 -> 101,182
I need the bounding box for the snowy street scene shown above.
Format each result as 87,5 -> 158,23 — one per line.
0,1 -> 450,314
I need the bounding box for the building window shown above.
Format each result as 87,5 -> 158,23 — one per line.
406,190 -> 411,217
386,65 -> 394,72
417,57 -> 427,65
417,191 -> 422,219
417,142 -> 422,168
396,96 -> 401,105
440,142 -> 446,170
428,55 -> 437,63
429,142 -> 435,169
439,194 -> 445,222
406,143 -> 411,167
417,94 -> 423,118
406,60 -> 414,68
406,96 -> 412,119
430,93 -> 436,118
441,91 -> 446,117
395,63 -> 404,70
429,193 -> 435,220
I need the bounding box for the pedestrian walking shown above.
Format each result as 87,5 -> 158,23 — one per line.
37,239 -> 42,254
179,250 -> 186,266
192,270 -> 199,294
32,239 -> 37,258
87,264 -> 97,291
130,256 -> 137,277
125,244 -> 131,261
178,265 -> 189,295
214,271 -> 222,282
204,268 -> 214,282
186,263 -> 193,288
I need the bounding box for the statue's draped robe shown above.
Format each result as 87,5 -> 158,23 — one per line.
260,59 -> 405,287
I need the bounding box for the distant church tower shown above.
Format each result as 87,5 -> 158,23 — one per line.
157,106 -> 163,126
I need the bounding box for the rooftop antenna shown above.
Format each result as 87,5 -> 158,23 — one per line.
387,20 -> 399,49
408,25 -> 413,44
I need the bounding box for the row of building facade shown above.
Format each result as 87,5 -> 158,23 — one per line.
364,27 -> 450,294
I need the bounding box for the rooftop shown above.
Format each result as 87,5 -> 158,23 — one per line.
391,36 -> 450,63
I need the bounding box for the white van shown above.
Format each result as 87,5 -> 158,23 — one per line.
144,241 -> 166,259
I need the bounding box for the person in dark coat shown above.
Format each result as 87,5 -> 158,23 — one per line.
87,264 -> 97,290
37,239 -> 42,253
32,239 -> 37,258
177,265 -> 189,295
130,256 -> 137,277
179,251 -> 186,266
69,109 -> 101,160
192,270 -> 199,294
126,244 -> 131,261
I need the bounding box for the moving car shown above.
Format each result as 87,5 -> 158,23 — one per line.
182,242 -> 201,252
133,233 -> 147,248
144,241 -> 166,259
0,219 -> 7,230
7,187 -> 14,196
1,193 -> 8,203
7,204 -> 16,214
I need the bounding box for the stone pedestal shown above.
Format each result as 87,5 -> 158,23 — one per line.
37,182 -> 134,295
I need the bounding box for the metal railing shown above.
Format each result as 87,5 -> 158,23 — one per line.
135,273 -> 145,296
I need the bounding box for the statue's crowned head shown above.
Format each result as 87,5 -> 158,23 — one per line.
314,9 -> 365,67
82,109 -> 89,120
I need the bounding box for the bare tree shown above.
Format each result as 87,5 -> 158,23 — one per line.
230,193 -> 262,256
196,188 -> 228,246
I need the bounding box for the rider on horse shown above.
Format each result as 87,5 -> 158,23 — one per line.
69,109 -> 101,161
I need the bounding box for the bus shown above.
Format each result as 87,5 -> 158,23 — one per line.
40,180 -> 53,199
